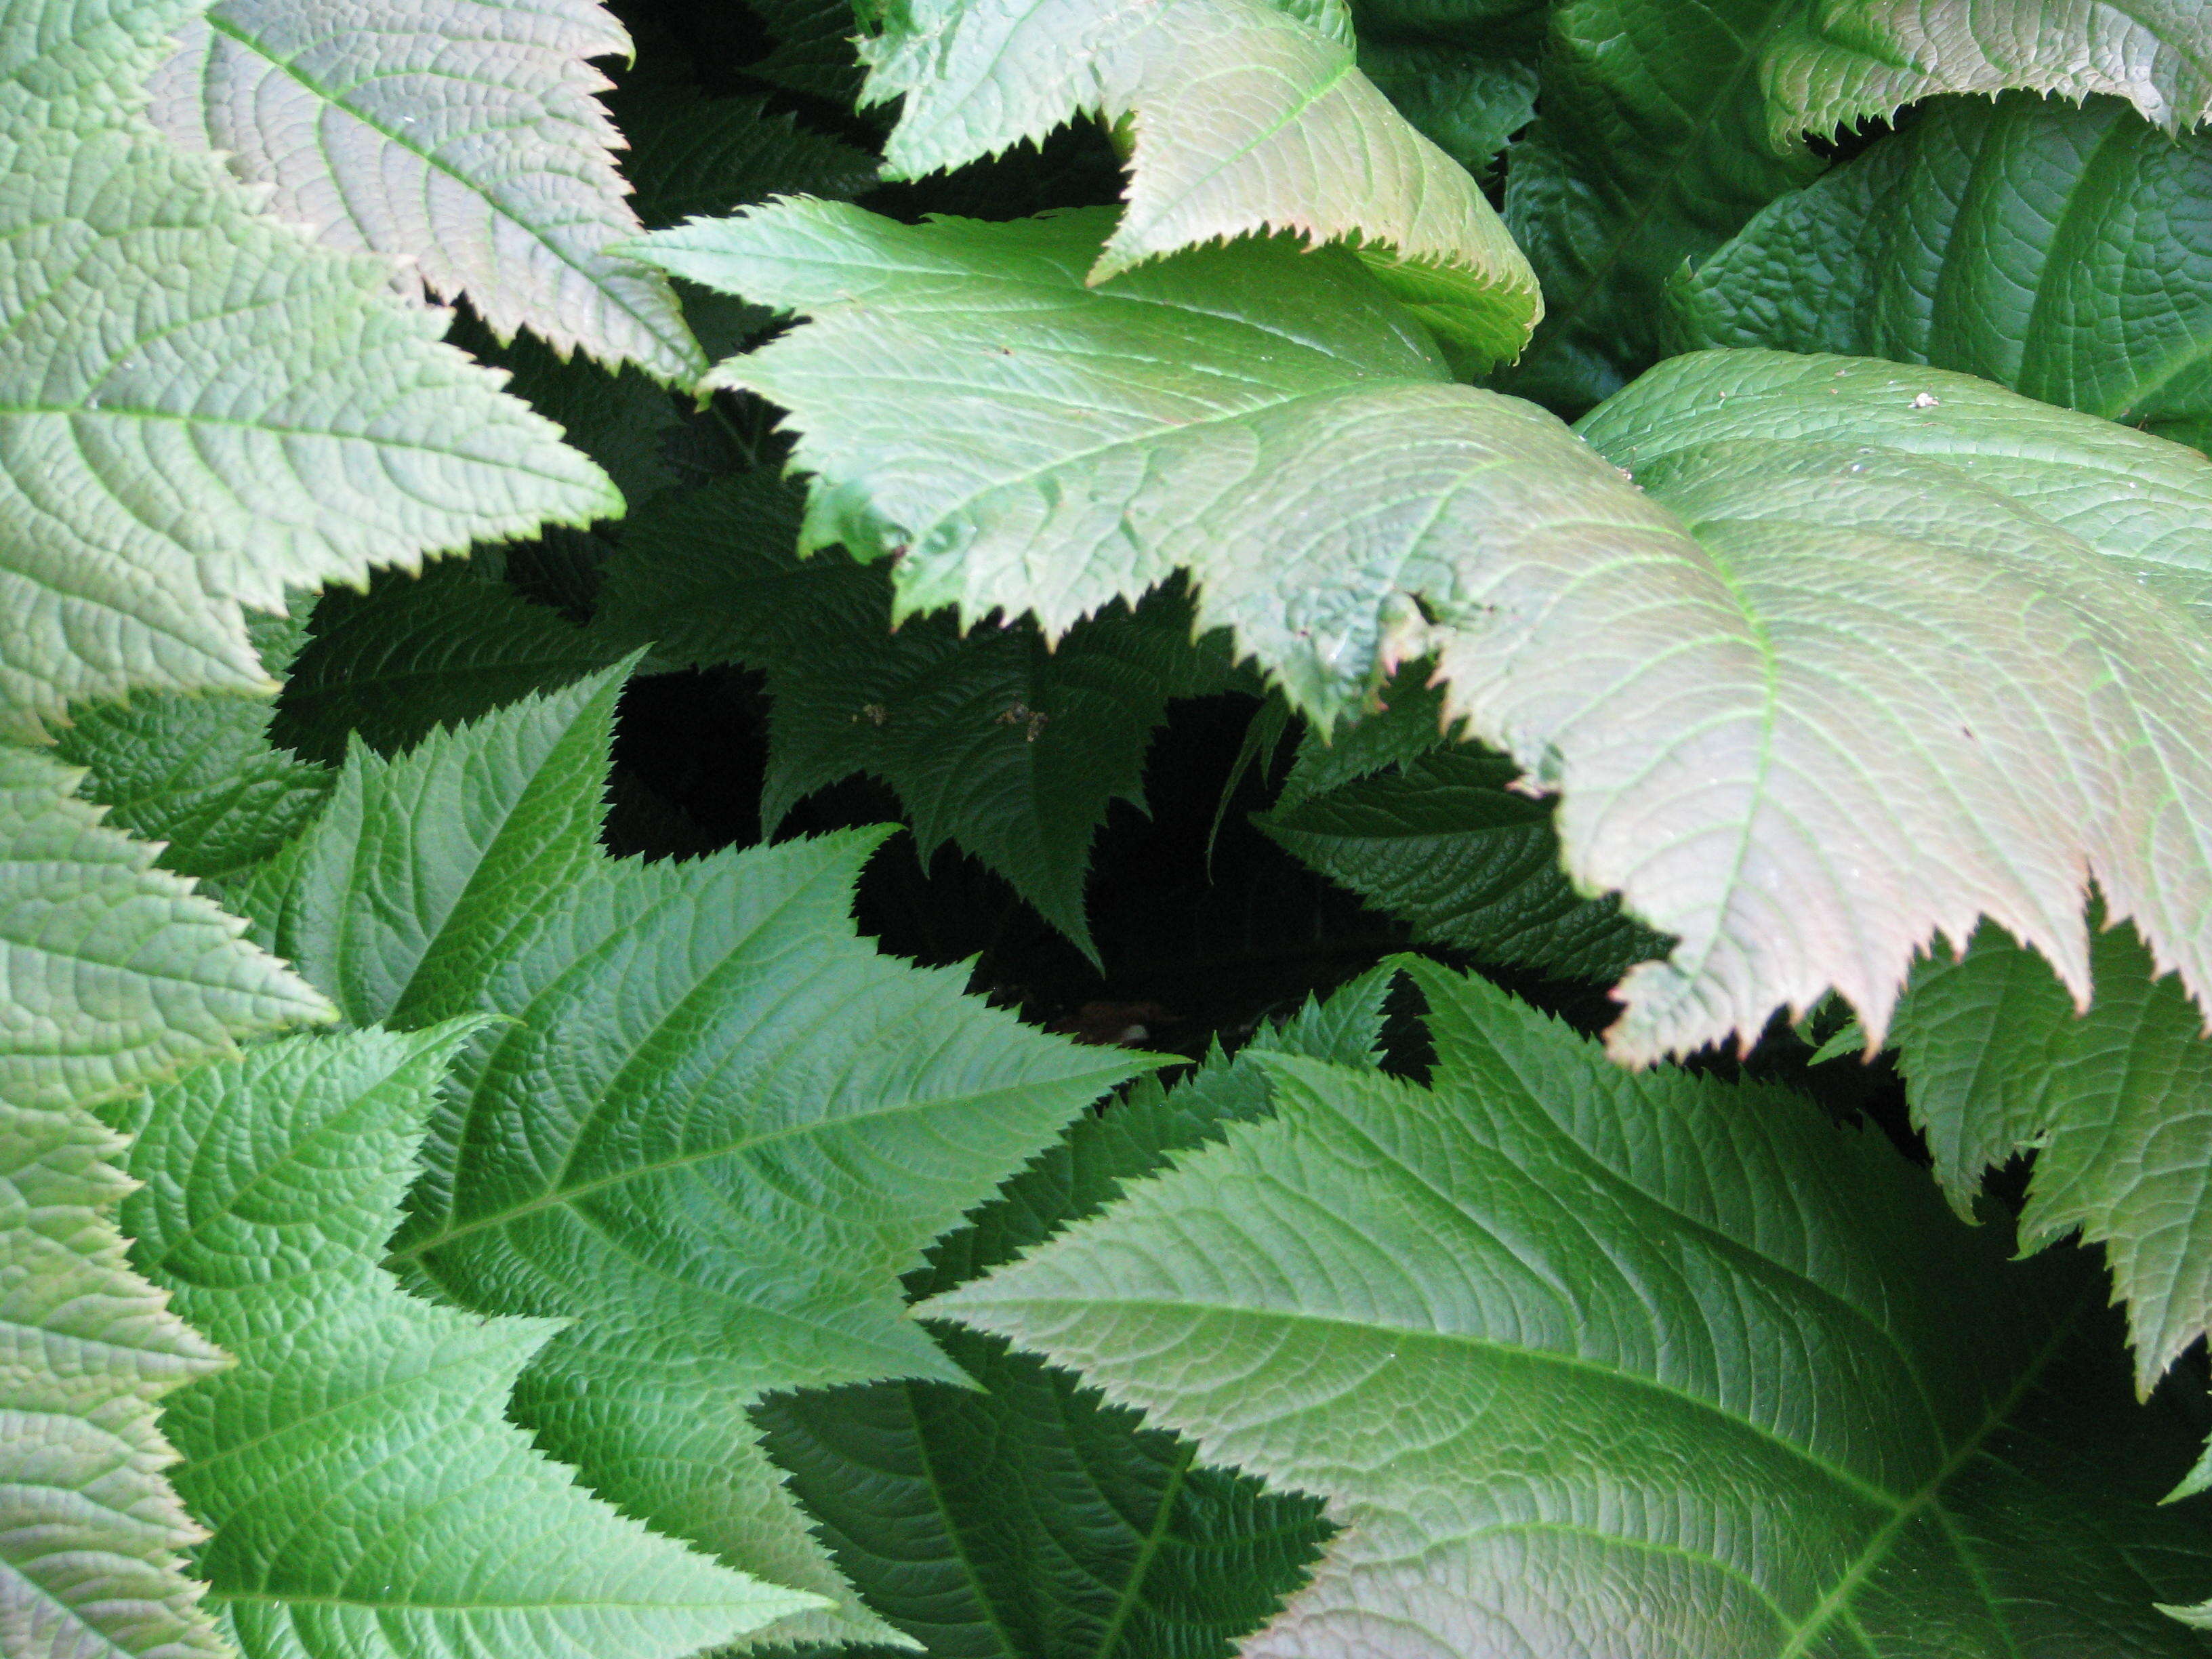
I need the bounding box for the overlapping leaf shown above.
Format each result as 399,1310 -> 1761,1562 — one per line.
1762,0 -> 2212,142
148,0 -> 702,378
930,960 -> 2212,1652
855,0 -> 1540,368
756,982 -> 1381,1655
1674,91 -> 2212,454
0,745 -> 329,1659
247,666 -> 1145,1645
119,1025 -> 816,1659
596,473 -> 1241,955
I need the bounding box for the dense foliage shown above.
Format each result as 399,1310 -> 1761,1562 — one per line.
8,0 -> 2212,1652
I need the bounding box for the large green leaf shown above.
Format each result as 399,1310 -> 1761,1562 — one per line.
119,1024 -> 817,1659
0,744 -> 329,1659
612,83 -> 878,232
595,473 -> 1241,956
56,614 -> 330,884
929,960 -> 2212,1652
0,2 -> 616,741
1762,0 -> 2212,142
630,203 -> 1590,727
147,0 -> 702,379
1674,91 -> 2212,454
754,982 -> 1382,1654
855,0 -> 1539,368
1498,0 -> 1822,412
1883,918 -> 2212,1397
248,666 -> 1146,1644
1354,39 -> 1538,182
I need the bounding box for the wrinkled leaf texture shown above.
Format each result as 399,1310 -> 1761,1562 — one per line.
932,960 -> 2212,1653
148,0 -> 702,378
120,1025 -> 813,1659
243,665 -> 1145,1645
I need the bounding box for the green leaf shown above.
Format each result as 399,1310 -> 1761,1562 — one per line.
928,959 -> 2212,1652
747,0 -> 869,104
1887,918 -> 2212,1397
1762,0 -> 2212,142
1673,91 -> 2212,455
1,1096 -> 230,1659
754,979 -> 1384,1655
148,0 -> 703,379
251,665 -> 1148,1643
271,560 -> 615,767
119,1024 -> 819,1659
596,473 -> 1240,956
0,747 -> 331,1113
630,203 -> 1586,726
854,0 -> 1540,369
1354,41 -> 1538,181
0,743 -> 329,1659
56,614 -> 331,884
1498,0 -> 1822,413
1261,727 -> 1666,982
0,114 -> 616,740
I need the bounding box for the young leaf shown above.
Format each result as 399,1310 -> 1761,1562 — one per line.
1673,91 -> 2212,455
629,203 -> 1576,726
148,0 -> 703,379
1887,918 -> 2212,1396
0,123 -> 615,739
1498,0 -> 1822,411
119,1025 -> 819,1659
855,0 -> 1540,368
251,666 -> 1147,1644
927,960 -> 2212,1652
1762,0 -> 2212,142
754,980 -> 1386,1654
0,743 -> 329,1659
596,474 -> 1241,957
56,614 -> 331,883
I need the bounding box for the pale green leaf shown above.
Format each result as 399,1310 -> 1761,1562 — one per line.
0,125 -> 616,740
630,203 -> 1591,727
855,0 -> 1540,369
929,960 -> 2212,1653
56,615 -> 330,884
251,668 -> 1146,1645
119,1025 -> 819,1659
1674,91 -> 2212,455
594,473 -> 1240,956
1763,0 -> 2212,142
148,0 -> 703,379
1,1096 -> 229,1659
1887,918 -> 2212,1395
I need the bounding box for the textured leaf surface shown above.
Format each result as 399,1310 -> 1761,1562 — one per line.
1,1095 -> 228,1659
596,473 -> 1239,955
1762,0 -> 2212,141
1355,40 -> 1536,181
0,129 -> 615,739
1498,0 -> 1821,412
1262,686 -> 1664,982
930,960 -> 2212,1653
613,83 -> 877,232
272,561 -> 614,766
1887,919 -> 2212,1395
56,615 -> 331,883
121,1025 -> 817,1659
633,203 -> 1593,726
250,668 -> 1145,1644
1674,91 -> 2212,455
855,0 -> 1539,367
754,983 -> 1383,1655
148,0 -> 702,378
